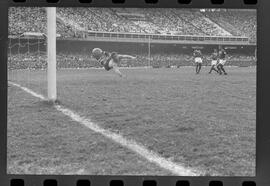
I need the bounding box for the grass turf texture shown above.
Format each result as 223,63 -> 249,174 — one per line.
8,67 -> 256,176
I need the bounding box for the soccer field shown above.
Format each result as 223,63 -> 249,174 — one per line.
7,66 -> 256,176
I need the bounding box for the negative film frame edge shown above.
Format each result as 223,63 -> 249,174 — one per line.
0,0 -> 269,186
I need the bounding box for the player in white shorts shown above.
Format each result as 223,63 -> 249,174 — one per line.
92,48 -> 136,77
193,49 -> 203,74
209,49 -> 219,74
217,47 -> 228,75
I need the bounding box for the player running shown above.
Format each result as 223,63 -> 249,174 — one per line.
208,49 -> 219,74
217,47 -> 228,75
92,48 -> 136,77
193,49 -> 203,74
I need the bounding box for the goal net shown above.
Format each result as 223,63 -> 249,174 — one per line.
9,7 -> 189,103
8,7 -> 57,101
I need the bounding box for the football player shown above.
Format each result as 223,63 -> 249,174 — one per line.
92,48 -> 136,77
193,49 -> 203,74
217,46 -> 228,75
209,49 -> 219,74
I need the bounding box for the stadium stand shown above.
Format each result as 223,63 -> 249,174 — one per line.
9,8 -> 47,35
9,8 -> 256,38
202,9 -> 257,42
8,8 -> 256,70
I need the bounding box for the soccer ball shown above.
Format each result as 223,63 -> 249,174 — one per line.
92,48 -> 103,60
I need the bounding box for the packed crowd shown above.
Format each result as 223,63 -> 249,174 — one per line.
8,53 -> 47,70
8,53 -> 96,70
203,10 -> 257,42
9,8 -> 256,41
8,52 -> 256,70
57,8 -> 145,34
9,8 -> 47,35
172,9 -> 231,36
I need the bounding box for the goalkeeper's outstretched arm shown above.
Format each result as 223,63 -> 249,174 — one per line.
118,54 -> 136,60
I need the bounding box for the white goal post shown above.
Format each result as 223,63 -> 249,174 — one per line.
47,7 -> 57,101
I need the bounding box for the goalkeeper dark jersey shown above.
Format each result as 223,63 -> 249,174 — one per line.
98,52 -> 119,71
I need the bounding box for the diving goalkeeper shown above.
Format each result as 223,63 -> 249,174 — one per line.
92,48 -> 136,77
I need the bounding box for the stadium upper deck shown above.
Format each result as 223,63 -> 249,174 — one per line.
8,8 -> 256,42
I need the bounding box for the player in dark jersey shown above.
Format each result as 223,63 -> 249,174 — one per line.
208,49 -> 219,74
92,48 -> 136,77
193,49 -> 203,74
217,47 -> 228,75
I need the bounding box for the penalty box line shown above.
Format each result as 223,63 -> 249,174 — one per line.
9,81 -> 201,176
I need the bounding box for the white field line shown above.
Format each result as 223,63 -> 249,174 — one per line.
9,81 -> 202,176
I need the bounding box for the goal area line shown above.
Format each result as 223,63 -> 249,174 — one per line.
8,81 -> 203,176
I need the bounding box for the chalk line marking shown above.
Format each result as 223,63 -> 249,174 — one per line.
9,81 -> 202,176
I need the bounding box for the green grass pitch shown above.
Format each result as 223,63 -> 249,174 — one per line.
7,66 -> 256,176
